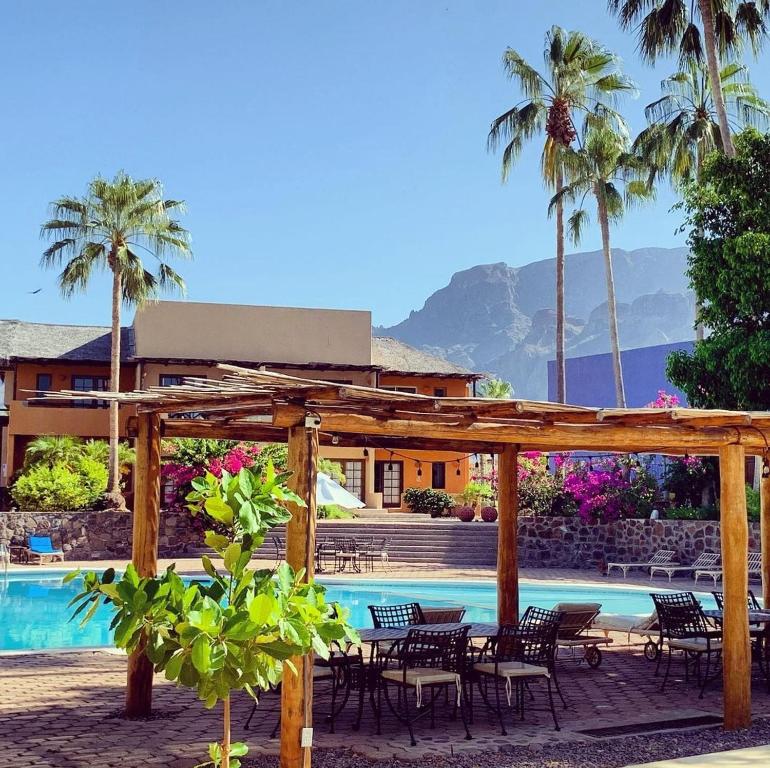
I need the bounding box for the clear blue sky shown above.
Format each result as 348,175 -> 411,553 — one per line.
2,1 -> 769,328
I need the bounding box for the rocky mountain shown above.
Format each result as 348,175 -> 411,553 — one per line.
376,247 -> 695,399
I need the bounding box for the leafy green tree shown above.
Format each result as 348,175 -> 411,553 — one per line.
478,377 -> 513,399
488,26 -> 636,403
634,60 -> 770,340
70,463 -> 356,768
667,130 -> 770,408
608,0 -> 770,158
41,172 -> 191,508
553,127 -> 654,407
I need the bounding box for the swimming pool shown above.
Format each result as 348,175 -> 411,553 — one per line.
0,570 -> 715,652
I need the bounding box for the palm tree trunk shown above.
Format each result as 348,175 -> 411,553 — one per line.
699,0 -> 735,158
107,266 -> 123,504
695,142 -> 705,341
596,185 -> 626,407
555,167 -> 567,403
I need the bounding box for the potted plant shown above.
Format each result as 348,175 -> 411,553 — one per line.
455,505 -> 475,522
480,505 -> 498,523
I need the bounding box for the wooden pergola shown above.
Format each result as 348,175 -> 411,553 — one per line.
48,364 -> 770,768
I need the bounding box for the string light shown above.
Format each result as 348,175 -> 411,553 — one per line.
363,448 -> 369,458
416,461 -> 423,480
763,454 -> 770,479
331,434 -> 340,445
456,461 -> 462,477
387,452 -> 393,472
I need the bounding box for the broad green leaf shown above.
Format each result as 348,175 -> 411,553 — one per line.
223,542 -> 241,573
204,531 -> 230,552
204,496 -> 234,525
248,593 -> 277,625
192,635 -> 211,674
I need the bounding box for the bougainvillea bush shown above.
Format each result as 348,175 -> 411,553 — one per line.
561,455 -> 657,524
518,452 -> 562,516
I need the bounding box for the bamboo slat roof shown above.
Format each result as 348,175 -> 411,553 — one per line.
33,363 -> 770,455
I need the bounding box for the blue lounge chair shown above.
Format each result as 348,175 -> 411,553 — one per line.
27,535 -> 64,564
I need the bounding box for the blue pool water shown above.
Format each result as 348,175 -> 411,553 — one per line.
0,571 -> 716,652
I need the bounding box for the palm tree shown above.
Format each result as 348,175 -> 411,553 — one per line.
488,26 -> 636,403
634,60 -> 770,339
479,378 -> 513,399
81,439 -> 137,478
552,127 -> 654,407
41,172 -> 191,509
24,436 -> 84,469
608,0 -> 770,158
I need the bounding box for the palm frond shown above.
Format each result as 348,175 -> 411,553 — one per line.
567,207 -> 590,245
58,243 -> 106,298
502,48 -> 545,98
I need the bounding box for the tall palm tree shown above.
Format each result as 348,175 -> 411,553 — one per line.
552,127 -> 654,407
41,172 -> 191,509
608,0 -> 770,158
488,26 -> 636,403
634,60 -> 770,339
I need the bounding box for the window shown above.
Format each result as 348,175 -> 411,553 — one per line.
431,462 -> 446,489
72,375 -> 109,408
433,387 -> 447,397
31,373 -> 53,406
380,386 -> 418,393
374,460 -> 402,507
160,374 -> 185,387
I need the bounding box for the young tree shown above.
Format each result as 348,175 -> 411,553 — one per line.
667,130 -> 770,409
553,127 -> 655,407
634,60 -> 770,339
70,463 -> 356,768
608,0 -> 770,158
41,172 -> 191,508
488,26 -> 636,403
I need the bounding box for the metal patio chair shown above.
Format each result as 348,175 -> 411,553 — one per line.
471,611 -> 563,734
375,624 -> 472,746
651,591 -> 722,698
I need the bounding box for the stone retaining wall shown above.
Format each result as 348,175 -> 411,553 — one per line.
0,510 -> 761,567
517,516 -> 761,569
0,508 -> 201,559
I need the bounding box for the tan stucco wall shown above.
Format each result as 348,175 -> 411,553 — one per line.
139,363 -> 373,389
378,374 -> 470,397
133,301 -> 373,366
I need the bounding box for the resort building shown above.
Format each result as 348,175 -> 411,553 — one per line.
0,302 -> 479,509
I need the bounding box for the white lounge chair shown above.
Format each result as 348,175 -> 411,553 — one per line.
694,551 -> 762,586
593,610 -> 661,660
650,552 -> 720,582
606,550 -> 677,579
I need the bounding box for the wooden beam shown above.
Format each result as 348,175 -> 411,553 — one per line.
761,464 -> 770,609
497,446 -> 519,624
158,418 -> 505,453
284,410 -> 770,453
719,444 -> 752,730
280,424 -> 318,768
125,411 -> 161,718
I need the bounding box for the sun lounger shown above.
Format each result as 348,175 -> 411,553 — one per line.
593,610 -> 661,660
27,535 -> 64,564
650,552 -> 719,582
694,551 -> 761,586
553,602 -> 612,668
606,550 -> 677,578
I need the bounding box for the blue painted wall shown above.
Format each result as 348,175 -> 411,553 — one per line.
547,340 -> 694,407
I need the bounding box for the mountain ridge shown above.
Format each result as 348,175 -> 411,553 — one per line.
376,246 -> 695,399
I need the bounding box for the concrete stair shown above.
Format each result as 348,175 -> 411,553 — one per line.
254,516 -> 498,568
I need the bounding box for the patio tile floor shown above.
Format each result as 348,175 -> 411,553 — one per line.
3,641 -> 770,767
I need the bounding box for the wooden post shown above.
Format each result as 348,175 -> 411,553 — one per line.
719,444 -> 752,730
280,423 -> 319,768
497,445 -> 519,624
761,461 -> 770,609
125,411 -> 161,717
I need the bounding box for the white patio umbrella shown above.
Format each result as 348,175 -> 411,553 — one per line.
316,471 -> 365,508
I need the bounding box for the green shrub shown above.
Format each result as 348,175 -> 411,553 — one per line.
746,485 -> 760,522
318,504 -> 355,519
403,487 -> 455,516
665,505 -> 717,520
461,481 -> 494,506
11,461 -> 105,511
